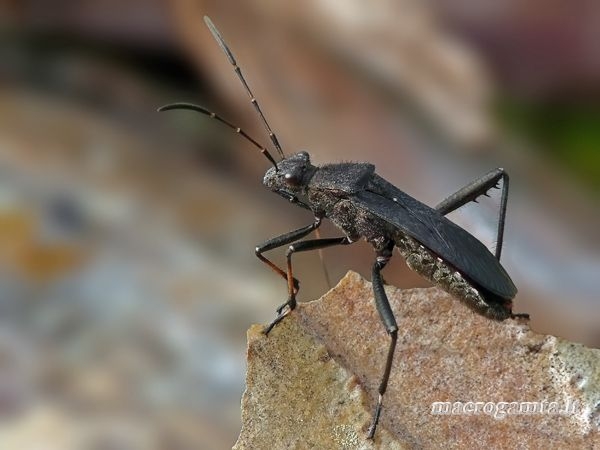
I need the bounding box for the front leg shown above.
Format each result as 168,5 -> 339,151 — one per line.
255,217 -> 323,293
263,236 -> 353,334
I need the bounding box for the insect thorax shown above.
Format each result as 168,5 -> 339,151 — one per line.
395,233 -> 511,320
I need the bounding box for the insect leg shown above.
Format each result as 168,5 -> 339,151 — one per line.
434,168 -> 510,260
255,218 -> 322,293
264,236 -> 353,334
314,228 -> 333,289
367,243 -> 398,439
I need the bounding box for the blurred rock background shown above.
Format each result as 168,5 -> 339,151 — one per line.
0,1 -> 598,448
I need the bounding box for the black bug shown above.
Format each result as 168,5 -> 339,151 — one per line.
160,16 -> 529,440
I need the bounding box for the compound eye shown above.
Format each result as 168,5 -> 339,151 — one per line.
284,172 -> 301,186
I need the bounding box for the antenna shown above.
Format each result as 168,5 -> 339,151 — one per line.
204,16 -> 285,160
158,102 -> 279,169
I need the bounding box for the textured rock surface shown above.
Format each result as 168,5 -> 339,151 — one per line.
234,271 -> 600,449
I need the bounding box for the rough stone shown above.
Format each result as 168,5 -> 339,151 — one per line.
234,271 -> 600,449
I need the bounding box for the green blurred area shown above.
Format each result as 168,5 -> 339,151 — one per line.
499,98 -> 600,193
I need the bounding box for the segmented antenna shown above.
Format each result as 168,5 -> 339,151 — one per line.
158,102 -> 279,169
204,16 -> 285,160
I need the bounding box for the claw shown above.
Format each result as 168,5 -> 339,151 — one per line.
264,297 -> 297,335
276,297 -> 296,315
263,308 -> 289,334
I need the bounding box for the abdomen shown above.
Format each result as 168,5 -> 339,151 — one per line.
395,233 -> 512,320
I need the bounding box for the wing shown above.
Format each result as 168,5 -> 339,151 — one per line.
354,184 -> 517,299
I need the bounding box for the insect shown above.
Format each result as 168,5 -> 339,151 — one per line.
159,16 -> 529,440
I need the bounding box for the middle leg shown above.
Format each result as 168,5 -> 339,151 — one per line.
367,241 -> 399,439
